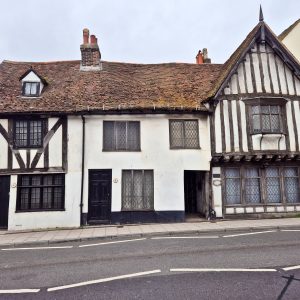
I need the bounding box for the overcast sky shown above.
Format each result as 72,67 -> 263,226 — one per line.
0,0 -> 299,64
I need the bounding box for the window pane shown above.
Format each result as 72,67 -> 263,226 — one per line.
115,122 -> 127,150
270,114 -> 280,132
224,168 -> 241,204
24,83 -> 31,95
30,188 -> 41,209
43,187 -> 52,209
21,176 -> 30,186
43,175 -> 53,186
184,121 -> 199,148
284,168 -> 299,203
53,187 -> 63,209
252,106 -> 260,114
245,168 -> 261,203
265,167 -> 281,203
127,122 -> 140,150
15,121 -> 28,147
29,120 -> 42,146
20,188 -> 30,210
122,171 -> 132,210
261,106 -> 270,114
143,171 -> 154,210
103,121 -> 115,150
252,115 -> 261,133
170,121 -> 184,148
30,83 -> 38,95
270,106 -> 279,114
262,115 -> 271,131
32,176 -> 41,186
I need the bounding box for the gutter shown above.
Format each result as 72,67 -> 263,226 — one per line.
80,115 -> 86,226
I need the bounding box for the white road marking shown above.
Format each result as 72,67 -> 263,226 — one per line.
0,289 -> 40,294
151,236 -> 219,240
223,230 -> 276,238
282,265 -> 300,271
1,246 -> 73,251
79,238 -> 146,248
47,269 -> 161,292
281,229 -> 300,232
170,268 -> 277,272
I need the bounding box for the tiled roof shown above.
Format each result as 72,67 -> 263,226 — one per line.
0,60 -> 222,114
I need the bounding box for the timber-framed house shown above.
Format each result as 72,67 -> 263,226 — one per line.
207,10 -> 300,218
0,9 -> 299,231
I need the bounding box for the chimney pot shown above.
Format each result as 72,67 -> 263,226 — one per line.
202,48 -> 211,63
83,28 -> 89,44
196,50 -> 204,64
90,35 -> 97,45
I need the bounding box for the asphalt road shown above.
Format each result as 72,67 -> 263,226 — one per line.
0,229 -> 300,299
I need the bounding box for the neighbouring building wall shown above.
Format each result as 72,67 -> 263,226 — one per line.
281,21 -> 300,63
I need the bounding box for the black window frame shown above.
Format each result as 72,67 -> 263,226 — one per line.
169,119 -> 200,149
13,118 -> 45,149
102,121 -> 141,151
22,81 -> 41,97
16,174 -> 65,212
121,169 -> 154,211
250,104 -> 284,134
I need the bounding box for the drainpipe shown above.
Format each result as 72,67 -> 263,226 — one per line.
80,115 -> 86,226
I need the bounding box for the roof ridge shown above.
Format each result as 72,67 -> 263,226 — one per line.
2,59 -> 80,65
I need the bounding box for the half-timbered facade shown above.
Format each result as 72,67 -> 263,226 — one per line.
0,10 -> 299,230
208,11 -> 300,218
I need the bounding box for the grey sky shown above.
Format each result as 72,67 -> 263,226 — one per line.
0,0 -> 299,64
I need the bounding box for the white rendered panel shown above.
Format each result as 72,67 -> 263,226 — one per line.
239,101 -> 248,152
244,54 -> 253,93
223,100 -> 231,152
268,51 -> 280,94
276,56 -> 287,94
260,45 -> 271,93
0,119 -> 8,169
294,101 -> 300,147
286,66 -> 295,95
237,64 -> 246,93
49,119 -> 62,167
252,52 -> 262,93
286,101 -> 296,151
231,100 -> 239,151
215,104 -> 222,153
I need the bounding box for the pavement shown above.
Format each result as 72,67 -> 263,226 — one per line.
1,217 -> 300,247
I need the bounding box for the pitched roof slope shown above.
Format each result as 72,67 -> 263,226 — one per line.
0,60 -> 222,114
278,19 -> 300,40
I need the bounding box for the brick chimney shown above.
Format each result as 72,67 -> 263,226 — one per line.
80,28 -> 102,70
196,48 -> 211,64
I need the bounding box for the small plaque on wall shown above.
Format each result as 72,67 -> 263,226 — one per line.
213,179 -> 222,186
113,178 -> 118,183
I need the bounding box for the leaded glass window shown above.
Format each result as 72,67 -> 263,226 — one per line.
284,168 -> 300,203
17,174 -> 65,211
265,167 -> 281,203
169,120 -> 200,149
14,119 -> 43,148
122,170 -> 154,210
103,121 -> 140,151
251,105 -> 282,134
245,168 -> 261,203
224,168 -> 241,204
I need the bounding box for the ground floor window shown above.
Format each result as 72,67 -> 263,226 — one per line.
122,170 -> 154,210
223,166 -> 300,205
17,174 -> 65,211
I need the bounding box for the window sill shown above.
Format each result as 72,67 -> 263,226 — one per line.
13,146 -> 43,150
170,147 -> 201,150
250,132 -> 286,136
121,209 -> 154,212
15,209 -> 65,213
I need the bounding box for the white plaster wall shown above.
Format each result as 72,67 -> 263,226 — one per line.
49,118 -> 63,167
211,167 -> 222,217
81,114 -> 211,214
0,119 -> 8,169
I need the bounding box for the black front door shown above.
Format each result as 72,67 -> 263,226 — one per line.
88,170 -> 112,224
0,176 -> 10,228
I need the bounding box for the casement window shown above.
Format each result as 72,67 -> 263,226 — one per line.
224,168 -> 241,204
224,166 -> 300,206
244,168 -> 261,204
22,82 -> 40,97
17,174 -> 65,211
250,105 -> 283,134
122,170 -> 154,211
103,121 -> 140,151
169,120 -> 200,149
14,119 -> 44,148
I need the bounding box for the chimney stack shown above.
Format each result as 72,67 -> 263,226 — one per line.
80,28 -> 102,70
196,48 -> 211,64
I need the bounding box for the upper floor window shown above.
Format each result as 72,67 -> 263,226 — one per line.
251,105 -> 283,134
22,82 -> 40,97
14,119 -> 44,148
169,119 -> 200,149
103,121 -> 140,151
